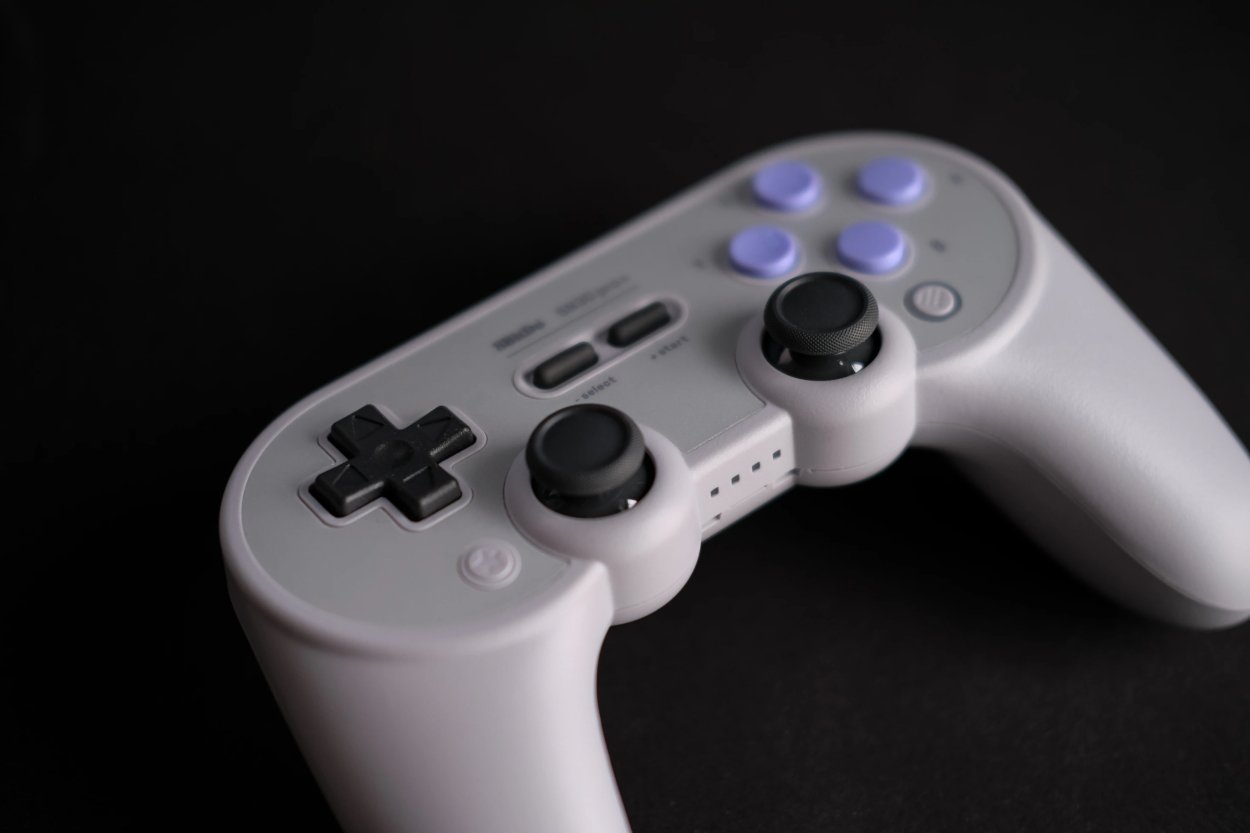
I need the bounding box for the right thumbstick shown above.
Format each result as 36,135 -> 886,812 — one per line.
762,272 -> 881,380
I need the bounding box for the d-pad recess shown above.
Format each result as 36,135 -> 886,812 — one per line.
310,404 -> 476,521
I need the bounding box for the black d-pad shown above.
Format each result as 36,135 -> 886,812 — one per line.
310,404 -> 475,521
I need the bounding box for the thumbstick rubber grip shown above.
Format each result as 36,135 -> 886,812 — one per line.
526,405 -> 650,516
764,271 -> 878,356
762,272 -> 882,381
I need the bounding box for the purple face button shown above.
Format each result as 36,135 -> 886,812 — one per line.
729,225 -> 799,278
753,161 -> 823,212
856,156 -> 927,206
835,221 -> 908,275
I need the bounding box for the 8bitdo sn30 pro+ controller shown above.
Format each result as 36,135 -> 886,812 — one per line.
221,133 -> 1250,833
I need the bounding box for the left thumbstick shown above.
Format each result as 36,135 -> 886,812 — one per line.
526,404 -> 653,518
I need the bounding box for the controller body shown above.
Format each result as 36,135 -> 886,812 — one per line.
220,133 -> 1250,833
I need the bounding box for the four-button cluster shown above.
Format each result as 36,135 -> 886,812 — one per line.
729,155 -> 958,322
731,157 -> 945,299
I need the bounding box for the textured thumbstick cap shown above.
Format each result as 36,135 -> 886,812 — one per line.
526,405 -> 647,498
764,272 -> 879,356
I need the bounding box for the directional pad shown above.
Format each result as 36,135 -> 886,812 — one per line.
310,404 -> 476,522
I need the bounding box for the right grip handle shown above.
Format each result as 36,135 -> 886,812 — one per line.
916,222 -> 1250,628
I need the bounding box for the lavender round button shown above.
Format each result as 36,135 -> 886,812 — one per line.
835,221 -> 908,275
857,156 -> 927,206
729,225 -> 799,278
753,161 -> 822,212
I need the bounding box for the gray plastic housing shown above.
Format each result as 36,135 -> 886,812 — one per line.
220,133 -> 1250,833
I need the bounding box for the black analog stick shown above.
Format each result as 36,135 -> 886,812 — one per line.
526,404 -> 654,518
762,272 -> 881,380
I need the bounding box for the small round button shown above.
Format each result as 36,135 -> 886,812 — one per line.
906,282 -> 961,321
753,161 -> 823,212
459,539 -> 521,589
729,225 -> 799,278
835,221 -> 908,275
857,156 -> 927,206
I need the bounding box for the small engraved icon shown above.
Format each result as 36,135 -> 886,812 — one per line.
468,546 -> 510,579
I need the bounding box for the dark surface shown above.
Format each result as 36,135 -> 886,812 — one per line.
527,404 -> 647,503
608,301 -> 672,348
764,272 -> 880,379
533,340 -> 600,389
5,3 -> 1249,831
311,404 -> 474,520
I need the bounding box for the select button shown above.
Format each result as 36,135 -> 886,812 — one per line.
607,302 -> 672,347
532,342 -> 598,389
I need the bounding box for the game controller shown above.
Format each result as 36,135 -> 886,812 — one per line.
220,132 -> 1250,833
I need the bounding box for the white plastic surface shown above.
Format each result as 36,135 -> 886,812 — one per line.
227,560 -> 630,833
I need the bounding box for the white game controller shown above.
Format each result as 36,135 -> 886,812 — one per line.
220,133 -> 1250,833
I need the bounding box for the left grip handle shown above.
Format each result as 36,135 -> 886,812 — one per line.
229,565 -> 631,833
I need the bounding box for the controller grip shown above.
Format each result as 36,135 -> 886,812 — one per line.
915,221 -> 1250,627
228,565 -> 631,833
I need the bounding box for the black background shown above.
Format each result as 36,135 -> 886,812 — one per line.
5,3 -> 1250,831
